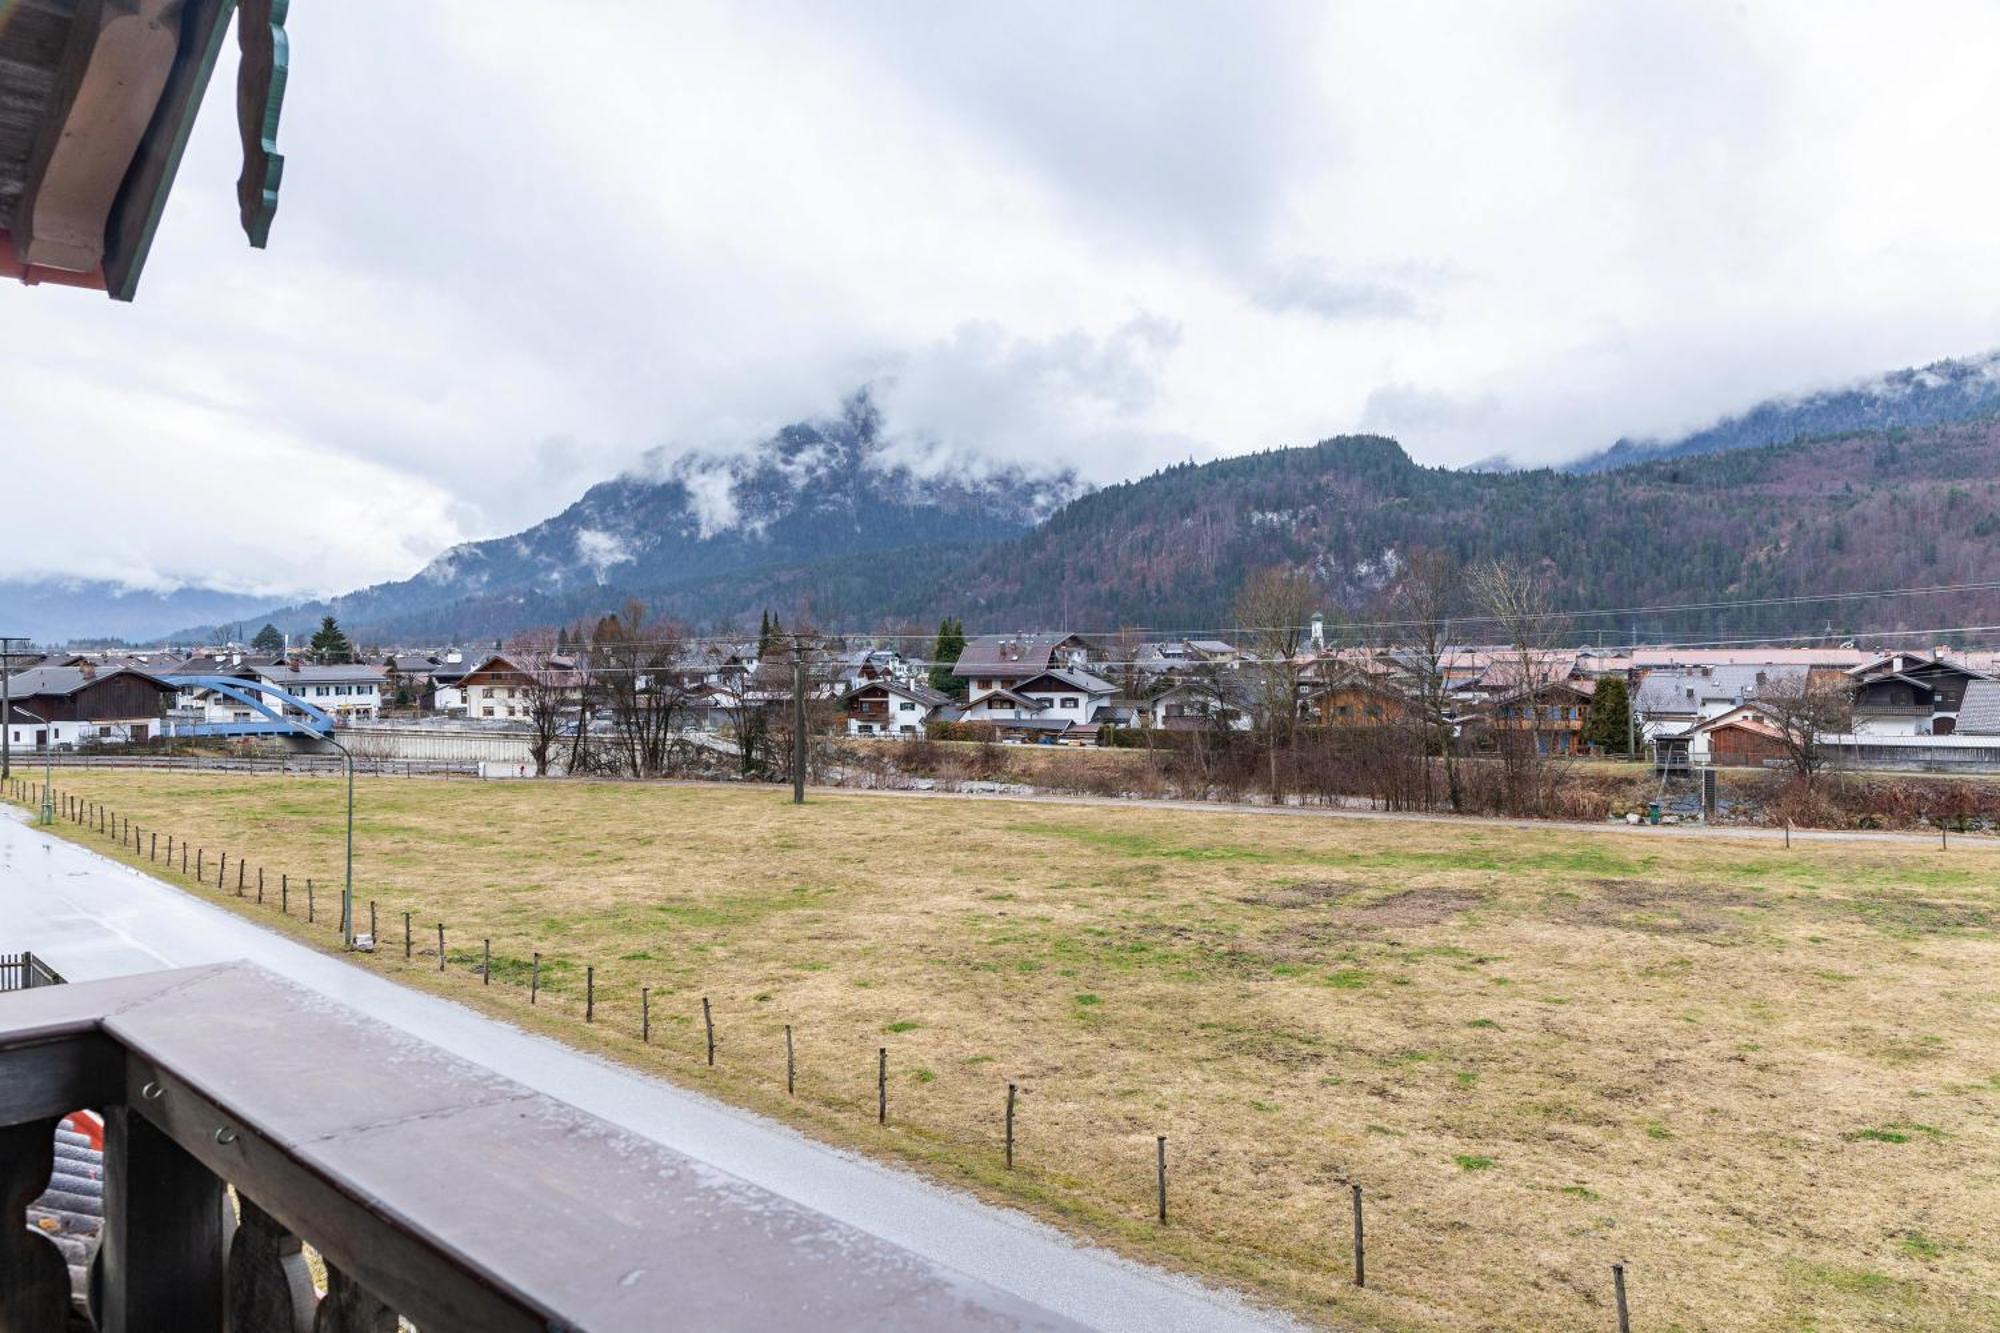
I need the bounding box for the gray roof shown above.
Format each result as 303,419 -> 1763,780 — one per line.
1957,679 -> 2000,735
1017,667 -> 1116,695
1633,664 -> 1806,715
3,666 -> 172,697
844,678 -> 953,709
249,662 -> 387,685
387,654 -> 441,672
953,633 -> 1089,678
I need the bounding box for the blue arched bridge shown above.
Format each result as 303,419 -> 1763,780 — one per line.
167,676 -> 338,739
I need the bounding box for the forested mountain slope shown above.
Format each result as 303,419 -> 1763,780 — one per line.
187,417 -> 2000,645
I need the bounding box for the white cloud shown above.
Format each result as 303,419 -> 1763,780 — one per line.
6,0 -> 2000,596
573,529 -> 635,582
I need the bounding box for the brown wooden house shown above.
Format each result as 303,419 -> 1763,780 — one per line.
1479,678 -> 1596,756
3,665 -> 174,748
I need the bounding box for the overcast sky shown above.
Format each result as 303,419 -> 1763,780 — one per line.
8,0 -> 2000,599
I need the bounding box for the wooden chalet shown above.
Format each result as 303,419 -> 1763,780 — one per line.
2,663 -> 174,746
841,678 -> 953,737
1,0 -> 288,299
1479,677 -> 1596,756
1848,652 -> 1993,736
1303,670 -> 1417,727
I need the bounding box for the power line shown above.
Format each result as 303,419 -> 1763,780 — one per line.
481,575 -> 2000,646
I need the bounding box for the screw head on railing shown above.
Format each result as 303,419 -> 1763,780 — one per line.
214,1126 -> 239,1145
140,1080 -> 164,1101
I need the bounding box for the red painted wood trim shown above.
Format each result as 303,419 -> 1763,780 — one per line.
0,231 -> 108,291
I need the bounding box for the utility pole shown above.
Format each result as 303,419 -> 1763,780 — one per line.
0,635 -> 29,782
791,635 -> 808,805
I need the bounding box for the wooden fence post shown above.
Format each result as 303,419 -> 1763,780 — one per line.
1005,1083 -> 1016,1169
1352,1183 -> 1365,1287
703,998 -> 715,1066
878,1047 -> 887,1125
785,1025 -> 795,1095
1612,1262 -> 1629,1333
1156,1136 -> 1168,1224
585,966 -> 594,1021
437,923 -> 445,972
483,939 -> 491,985
531,953 -> 541,1004
642,988 -> 650,1043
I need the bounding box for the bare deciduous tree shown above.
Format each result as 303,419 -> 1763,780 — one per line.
508,632 -> 580,777
1234,566 -> 1319,801
1469,559 -> 1567,815
589,601 -> 697,778
1390,547 -> 1464,812
1753,671 -> 1855,788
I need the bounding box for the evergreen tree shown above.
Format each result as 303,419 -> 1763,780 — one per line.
929,616 -> 967,695
758,609 -> 783,658
1584,674 -> 1633,753
308,615 -> 354,664
251,623 -> 285,655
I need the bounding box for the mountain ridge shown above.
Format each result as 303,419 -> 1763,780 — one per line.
212,418 -> 2000,645
1565,349 -> 2000,474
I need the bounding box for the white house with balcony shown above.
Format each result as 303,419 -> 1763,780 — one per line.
247,661 -> 386,721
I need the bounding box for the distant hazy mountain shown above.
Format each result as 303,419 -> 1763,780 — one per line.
227,393 -> 1081,642
1569,350 -> 2000,473
0,579 -> 274,645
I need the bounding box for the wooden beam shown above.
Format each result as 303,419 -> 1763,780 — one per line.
234,0 -> 285,248
101,0 -> 233,301
12,0 -> 185,273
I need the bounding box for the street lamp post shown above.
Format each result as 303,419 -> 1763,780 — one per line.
329,731 -> 356,950
280,712 -> 356,950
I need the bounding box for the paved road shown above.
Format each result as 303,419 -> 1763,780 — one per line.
0,806 -> 1303,1333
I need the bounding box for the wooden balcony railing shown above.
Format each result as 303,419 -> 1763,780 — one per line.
0,962 -> 1076,1331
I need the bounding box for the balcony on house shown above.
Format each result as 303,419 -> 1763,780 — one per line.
1,961 -> 1073,1331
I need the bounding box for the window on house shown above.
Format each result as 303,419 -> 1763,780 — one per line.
899,701 -> 916,711
1061,697 -> 1078,708
482,706 -> 494,717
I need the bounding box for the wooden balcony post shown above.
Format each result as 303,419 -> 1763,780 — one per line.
0,1117 -> 70,1333
225,1195 -> 314,1333
95,1105 -> 228,1332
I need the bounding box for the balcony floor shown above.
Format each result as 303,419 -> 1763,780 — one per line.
0,806 -> 1299,1333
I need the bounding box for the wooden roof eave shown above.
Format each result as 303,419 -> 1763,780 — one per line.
101,0 -> 239,302
7,0 -> 289,302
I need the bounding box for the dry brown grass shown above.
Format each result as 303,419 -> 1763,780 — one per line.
14,771 -> 2000,1331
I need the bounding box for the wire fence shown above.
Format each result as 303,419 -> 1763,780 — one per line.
3,771 -> 1655,1328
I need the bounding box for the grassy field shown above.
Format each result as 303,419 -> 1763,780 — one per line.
11,771 -> 2000,1331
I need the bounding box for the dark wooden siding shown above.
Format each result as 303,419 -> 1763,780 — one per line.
13,674 -> 171,722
